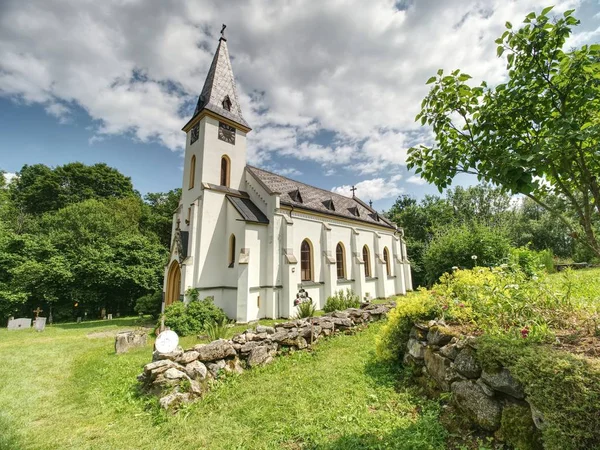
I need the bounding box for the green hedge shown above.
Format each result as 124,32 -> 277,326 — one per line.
162,294 -> 227,336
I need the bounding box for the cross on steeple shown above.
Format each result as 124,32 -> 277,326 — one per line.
220,24 -> 227,39
369,200 -> 373,208
350,185 -> 357,197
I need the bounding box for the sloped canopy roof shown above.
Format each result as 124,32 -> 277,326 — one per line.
246,165 -> 396,229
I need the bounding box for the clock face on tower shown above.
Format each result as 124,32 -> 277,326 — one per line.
218,121 -> 236,145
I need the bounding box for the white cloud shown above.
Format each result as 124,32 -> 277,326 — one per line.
2,172 -> 17,185
332,177 -> 403,201
0,0 -> 596,175
406,175 -> 427,185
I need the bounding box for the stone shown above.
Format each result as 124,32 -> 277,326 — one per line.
481,369 -> 525,399
527,401 -> 546,430
164,367 -> 189,380
300,325 -> 322,341
159,392 -> 191,411
407,338 -> 426,359
247,345 -> 277,367
251,332 -> 269,341
409,326 -> 428,341
225,357 -> 244,374
427,326 -> 454,346
206,359 -> 227,378
175,350 -> 199,364
424,348 -> 452,391
153,346 -> 183,362
7,318 -> 32,330
239,341 -> 262,354
439,342 -> 459,360
270,330 -> 289,343
281,335 -> 308,349
189,379 -> 203,395
34,317 -> 47,332
231,333 -> 246,344
184,360 -> 208,380
255,325 -> 275,334
115,330 -> 148,354
144,359 -> 176,374
244,332 -> 256,341
329,317 -> 353,328
453,348 -> 481,379
476,378 -> 495,397
451,380 -> 502,431
194,339 -> 237,362
332,311 -> 350,319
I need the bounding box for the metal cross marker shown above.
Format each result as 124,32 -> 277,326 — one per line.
369,200 -> 373,208
220,24 -> 227,38
33,307 -> 43,318
350,185 -> 357,197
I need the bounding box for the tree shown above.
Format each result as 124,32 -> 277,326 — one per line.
408,7 -> 600,257
141,189 -> 181,249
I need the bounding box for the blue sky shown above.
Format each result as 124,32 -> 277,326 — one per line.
1,0 -> 599,210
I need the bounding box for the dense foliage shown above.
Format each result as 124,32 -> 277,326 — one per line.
323,288 -> 361,312
163,293 -> 227,336
0,164 -> 178,323
407,7 -> 600,258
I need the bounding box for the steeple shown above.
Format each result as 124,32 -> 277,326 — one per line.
188,27 -> 250,130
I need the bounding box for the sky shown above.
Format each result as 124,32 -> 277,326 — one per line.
1,0 -> 599,211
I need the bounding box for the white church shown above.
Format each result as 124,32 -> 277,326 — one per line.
163,30 -> 412,322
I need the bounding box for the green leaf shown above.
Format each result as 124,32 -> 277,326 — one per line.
526,12 -> 536,20
541,6 -> 554,16
590,44 -> 600,53
426,76 -> 437,85
497,46 -> 504,57
505,21 -> 512,29
437,68 -> 443,76
458,73 -> 472,82
563,9 -> 575,17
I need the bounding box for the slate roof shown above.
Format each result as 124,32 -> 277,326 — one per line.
246,165 -> 396,229
187,37 -> 250,130
227,195 -> 269,225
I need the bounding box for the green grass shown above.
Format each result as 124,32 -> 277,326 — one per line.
0,316 -> 446,450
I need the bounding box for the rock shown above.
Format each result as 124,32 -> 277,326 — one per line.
144,359 -> 175,374
427,326 -> 454,346
453,348 -> 481,379
175,350 -> 199,364
164,367 -> 189,380
231,333 -> 246,344
159,392 -> 191,411
256,325 -> 275,334
451,380 -> 502,431
247,345 -> 277,367
270,330 -> 289,343
439,342 -> 459,360
251,332 -> 269,341
239,341 -> 262,354
332,311 -> 350,319
115,330 -> 148,354
424,348 -> 451,391
476,378 -> 495,397
245,332 -> 256,341
194,339 -> 237,362
189,379 -> 203,395
481,369 -> 525,399
407,338 -> 426,359
280,335 -> 308,349
527,401 -> 546,430
409,326 -> 428,341
300,325 -> 322,341
184,360 -> 208,380
206,359 -> 227,378
224,357 -> 244,374
329,317 -> 353,328
152,346 -> 184,362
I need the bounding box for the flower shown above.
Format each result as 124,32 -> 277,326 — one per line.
442,304 -> 449,310
521,327 -> 530,338
471,255 -> 478,260
458,303 -> 465,308
451,266 -> 459,271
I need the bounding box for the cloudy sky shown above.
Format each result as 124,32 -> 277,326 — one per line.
1,0 -> 599,210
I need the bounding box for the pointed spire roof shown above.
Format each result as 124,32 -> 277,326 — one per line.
188,33 -> 250,130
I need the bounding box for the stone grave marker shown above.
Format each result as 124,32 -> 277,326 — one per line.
34,317 -> 47,332
7,318 -> 32,330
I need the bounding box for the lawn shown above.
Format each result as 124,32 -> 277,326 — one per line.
0,315 -> 447,450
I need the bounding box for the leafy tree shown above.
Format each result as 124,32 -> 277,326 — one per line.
141,189 -> 181,249
408,7 -> 600,257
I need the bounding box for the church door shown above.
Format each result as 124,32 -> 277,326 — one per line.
166,260 -> 181,306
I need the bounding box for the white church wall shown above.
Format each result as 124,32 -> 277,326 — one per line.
181,119 -> 205,215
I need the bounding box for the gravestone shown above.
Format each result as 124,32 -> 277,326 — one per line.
77,317 -> 82,323
115,330 -> 148,354
34,317 -> 47,332
107,314 -> 113,320
155,330 -> 179,354
7,318 -> 32,330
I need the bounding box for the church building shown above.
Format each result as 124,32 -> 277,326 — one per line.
163,30 -> 412,322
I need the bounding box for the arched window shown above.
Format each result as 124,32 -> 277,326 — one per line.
301,239 -> 313,281
220,155 -> 230,187
228,234 -> 236,268
189,155 -> 196,189
363,245 -> 371,278
336,242 -> 346,279
384,247 -> 391,276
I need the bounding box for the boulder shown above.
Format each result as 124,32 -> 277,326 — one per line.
224,357 -> 244,374
453,348 -> 481,379
424,348 -> 452,391
331,311 -> 350,319
175,350 -> 199,364
247,345 -> 277,368
115,330 -> 148,354
476,378 -> 495,397
231,333 -> 246,344
256,325 -> 275,334
451,380 -> 502,431
152,346 -> 184,362
329,317 -> 353,329
251,332 -> 269,341
206,359 -> 227,378
300,325 -> 322,341
270,330 -> 290,343
239,341 -> 262,354
481,369 -> 525,399
159,392 -> 191,411
184,360 -> 208,380
439,341 -> 459,360
280,335 -> 308,349
407,338 -> 426,359
409,326 -> 428,341
194,339 -> 237,362
427,326 -> 454,346
164,367 -> 189,381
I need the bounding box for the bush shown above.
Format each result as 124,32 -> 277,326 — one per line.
162,294 -> 227,336
422,223 -> 511,285
509,246 -> 554,277
134,291 -> 162,319
323,288 -> 360,312
478,335 -> 600,450
205,317 -> 231,341
294,299 -> 316,319
375,289 -> 436,362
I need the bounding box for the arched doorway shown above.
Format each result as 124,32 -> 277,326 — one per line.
166,260 -> 181,306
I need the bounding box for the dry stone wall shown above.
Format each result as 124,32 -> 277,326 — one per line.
138,302 -> 394,411
404,320 -> 544,433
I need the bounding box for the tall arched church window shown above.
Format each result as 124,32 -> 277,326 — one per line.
363,245 -> 371,278
336,243 -> 346,279
229,234 -> 236,268
301,239 -> 313,281
384,247 -> 391,276
220,155 -> 230,187
189,155 -> 196,189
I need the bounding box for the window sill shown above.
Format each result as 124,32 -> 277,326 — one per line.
299,281 -> 324,287
365,277 -> 378,281
337,278 -> 355,284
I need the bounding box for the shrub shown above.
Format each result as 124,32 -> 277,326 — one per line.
294,299 -> 316,319
509,246 -> 554,277
323,288 -> 360,312
205,317 -> 231,341
162,295 -> 227,336
478,335 -> 600,450
422,223 -> 511,285
375,289 -> 436,362
134,291 -> 162,319
500,403 -> 542,450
